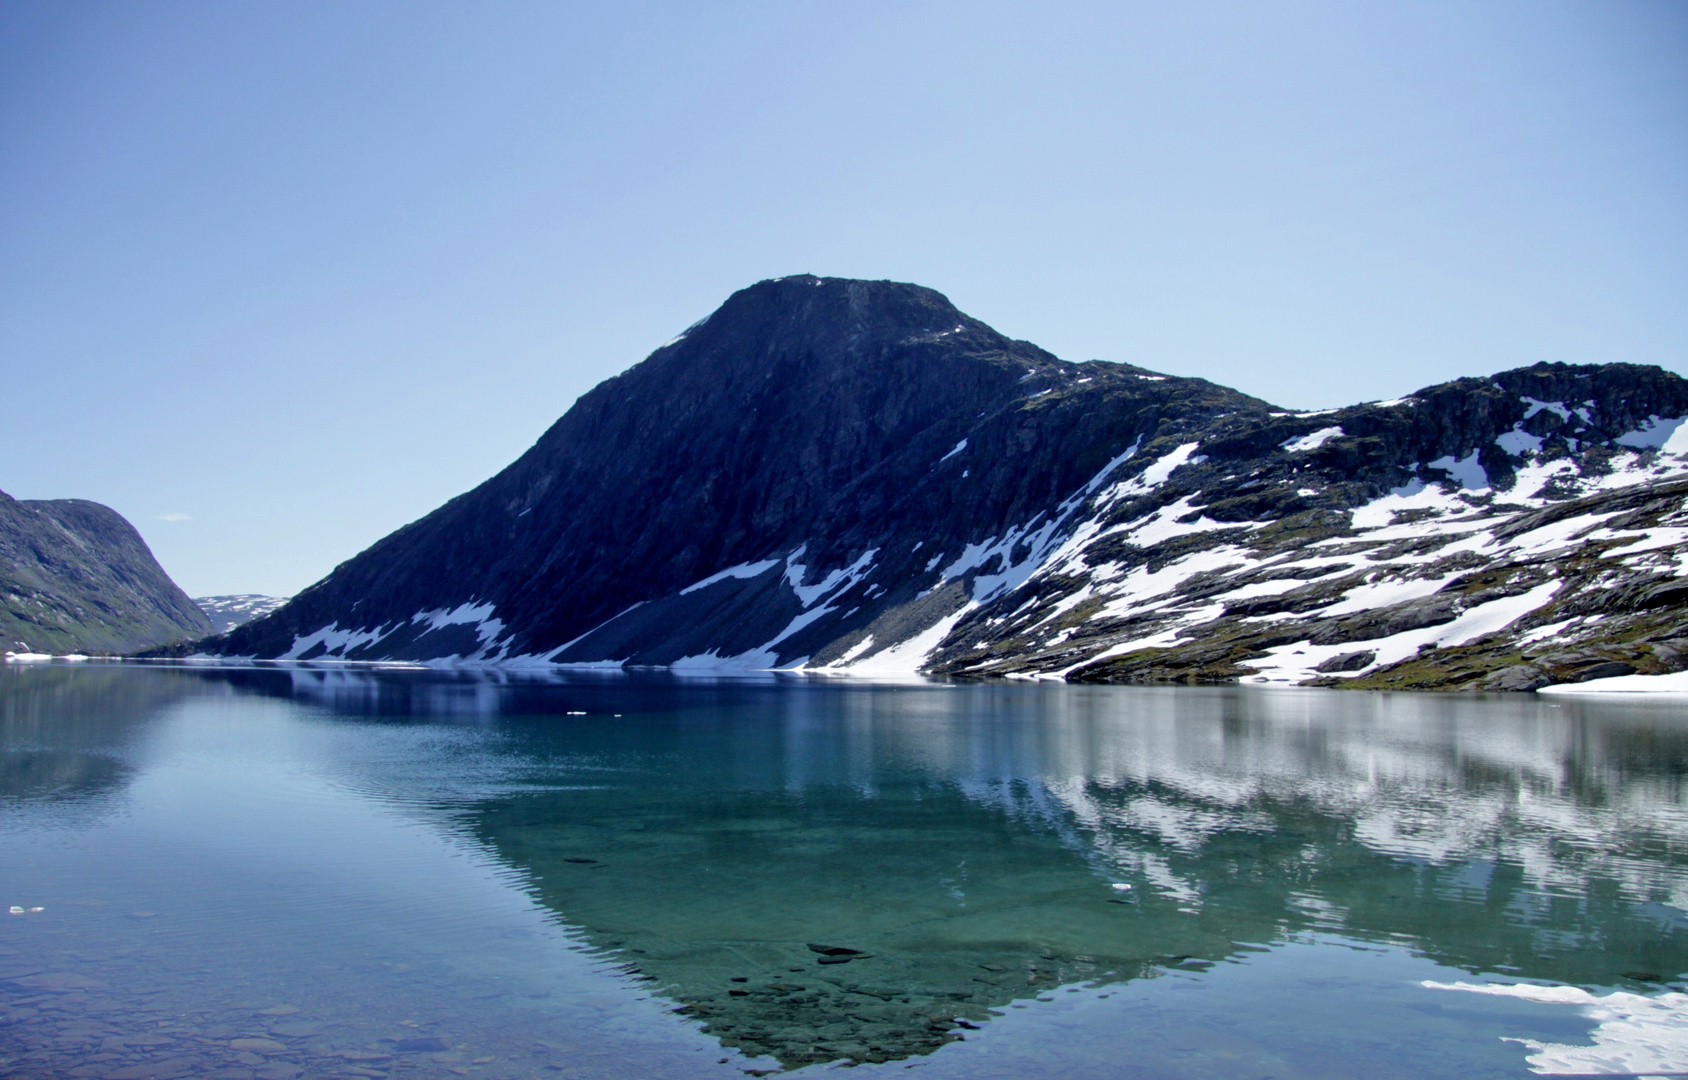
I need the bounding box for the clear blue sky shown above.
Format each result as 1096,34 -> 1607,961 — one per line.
3,1 -> 1684,598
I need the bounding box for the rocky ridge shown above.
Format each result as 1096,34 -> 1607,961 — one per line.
176,277 -> 1688,691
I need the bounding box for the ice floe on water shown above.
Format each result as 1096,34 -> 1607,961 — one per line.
1425,981 -> 1688,1077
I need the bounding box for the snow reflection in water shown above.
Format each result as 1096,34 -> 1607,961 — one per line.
0,663 -> 1685,1078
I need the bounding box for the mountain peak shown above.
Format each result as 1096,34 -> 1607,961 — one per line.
185,279 -> 1688,694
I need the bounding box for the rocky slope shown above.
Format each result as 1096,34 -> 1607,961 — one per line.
194,594 -> 288,635
1,491 -> 212,655
180,276 -> 1688,691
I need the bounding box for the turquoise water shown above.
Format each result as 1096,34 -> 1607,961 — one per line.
1,664 -> 1686,1079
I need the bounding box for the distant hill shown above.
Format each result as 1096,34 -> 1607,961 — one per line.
182,276 -> 1688,691
1,491 -> 212,656
194,595 -> 289,635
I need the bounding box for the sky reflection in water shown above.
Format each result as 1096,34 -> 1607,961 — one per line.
1,663 -> 1685,1079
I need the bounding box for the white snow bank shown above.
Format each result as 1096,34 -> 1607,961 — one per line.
1241,580 -> 1561,684
1348,477 -> 1475,529
669,644 -> 804,672
1540,670 -> 1688,696
786,548 -> 877,608
280,623 -> 393,661
413,601 -> 497,632
938,439 -> 968,463
1424,981 -> 1688,1077
1521,397 -> 1579,423
679,559 -> 780,595
1427,450 -> 1490,491
822,605 -> 972,677
1495,425 -> 1545,457
1280,426 -> 1343,453
1614,415 -> 1687,451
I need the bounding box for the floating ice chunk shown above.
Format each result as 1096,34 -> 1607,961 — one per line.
1281,426 -> 1343,453
679,559 -> 780,595
1614,415 -> 1687,450
1427,450 -> 1489,491
1110,883 -> 1132,892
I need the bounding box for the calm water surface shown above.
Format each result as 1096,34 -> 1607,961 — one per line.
1,664 -> 1686,1079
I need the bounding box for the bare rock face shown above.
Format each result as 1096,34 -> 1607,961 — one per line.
174,276 -> 1688,691
0,493 -> 211,655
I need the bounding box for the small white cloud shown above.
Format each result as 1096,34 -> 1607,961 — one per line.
155,513 -> 192,522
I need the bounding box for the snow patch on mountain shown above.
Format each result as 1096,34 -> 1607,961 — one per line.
680,560 -> 781,594
1281,427 -> 1343,453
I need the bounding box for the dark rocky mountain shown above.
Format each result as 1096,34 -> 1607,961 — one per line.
194,594 -> 288,635
180,276 -> 1688,691
0,491 -> 212,655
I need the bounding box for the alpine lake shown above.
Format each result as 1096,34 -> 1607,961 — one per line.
2,663 -> 1686,1080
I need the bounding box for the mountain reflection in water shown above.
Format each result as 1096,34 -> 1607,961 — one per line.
2,663 -> 1686,1073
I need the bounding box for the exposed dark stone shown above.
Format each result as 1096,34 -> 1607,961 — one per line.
1481,665 -> 1551,692
1573,661 -> 1637,682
